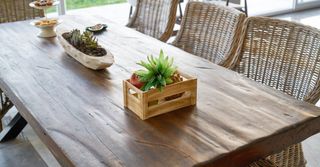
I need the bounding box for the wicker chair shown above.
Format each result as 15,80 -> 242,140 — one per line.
172,1 -> 246,66
127,0 -> 179,42
231,16 -> 320,167
0,0 -> 44,23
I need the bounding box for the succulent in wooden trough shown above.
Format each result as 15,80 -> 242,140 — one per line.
130,50 -> 183,91
58,28 -> 114,70
62,29 -> 106,57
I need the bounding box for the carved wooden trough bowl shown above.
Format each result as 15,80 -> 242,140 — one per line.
57,29 -> 114,70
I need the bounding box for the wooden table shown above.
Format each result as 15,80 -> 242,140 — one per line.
1,15 -> 320,167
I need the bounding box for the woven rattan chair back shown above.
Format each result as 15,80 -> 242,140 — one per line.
233,17 -> 320,167
0,0 -> 44,23
234,17 -> 320,104
172,1 -> 246,66
127,0 -> 179,42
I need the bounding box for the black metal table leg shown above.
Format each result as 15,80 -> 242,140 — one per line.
226,0 -> 248,16
176,0 -> 184,25
129,6 -> 133,18
244,0 -> 248,16
0,88 -> 27,142
1,88 -> 14,131
0,112 -> 27,142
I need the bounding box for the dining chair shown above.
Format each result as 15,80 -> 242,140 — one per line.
172,1 -> 246,66
127,0 -> 179,42
0,0 -> 44,23
128,0 -> 184,24
231,16 -> 320,167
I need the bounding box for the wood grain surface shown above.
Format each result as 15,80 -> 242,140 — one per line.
1,15 -> 320,167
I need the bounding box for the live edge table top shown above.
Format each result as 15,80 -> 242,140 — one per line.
1,15 -> 320,167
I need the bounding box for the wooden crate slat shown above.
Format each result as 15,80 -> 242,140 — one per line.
123,74 -> 197,120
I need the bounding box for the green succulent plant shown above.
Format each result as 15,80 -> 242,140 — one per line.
63,29 -> 106,57
135,50 -> 178,91
82,31 -> 99,49
69,29 -> 82,46
68,29 -> 99,49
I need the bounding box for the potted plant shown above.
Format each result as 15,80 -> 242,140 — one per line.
58,29 -> 114,70
123,50 -> 197,120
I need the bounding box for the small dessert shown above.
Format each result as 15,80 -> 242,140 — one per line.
35,19 -> 58,26
34,0 -> 54,7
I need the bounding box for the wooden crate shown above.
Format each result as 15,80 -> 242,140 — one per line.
123,72 -> 197,120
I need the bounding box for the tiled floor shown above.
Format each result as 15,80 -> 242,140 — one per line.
2,3 -> 320,167
0,108 -> 56,167
0,138 -> 47,167
276,7 -> 320,28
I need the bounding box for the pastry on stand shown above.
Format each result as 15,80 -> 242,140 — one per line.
29,0 -> 61,38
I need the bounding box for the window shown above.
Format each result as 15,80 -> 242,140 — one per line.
50,0 -> 126,14
66,0 -> 126,10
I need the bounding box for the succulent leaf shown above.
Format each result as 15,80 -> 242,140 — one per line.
68,29 -> 100,49
165,78 -> 173,84
135,50 -> 178,91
